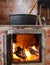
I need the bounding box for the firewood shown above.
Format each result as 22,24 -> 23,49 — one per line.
29,47 -> 38,55
15,46 -> 26,59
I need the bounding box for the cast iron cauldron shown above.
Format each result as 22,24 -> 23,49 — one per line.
9,14 -> 37,25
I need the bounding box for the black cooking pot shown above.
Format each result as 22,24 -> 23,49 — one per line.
9,14 -> 37,25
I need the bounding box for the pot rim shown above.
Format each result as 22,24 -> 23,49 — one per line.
9,14 -> 37,17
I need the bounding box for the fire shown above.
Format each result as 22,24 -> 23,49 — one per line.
24,46 -> 38,61
31,46 -> 38,52
12,34 -> 40,62
13,54 -> 19,59
13,43 -> 16,53
12,43 -> 39,62
13,54 -> 24,62
24,48 -> 31,61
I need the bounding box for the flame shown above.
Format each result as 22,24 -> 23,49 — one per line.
13,54 -> 19,59
13,43 -> 39,62
24,47 -> 39,61
32,46 -> 38,52
13,54 -> 24,62
24,48 -> 31,61
13,43 -> 16,53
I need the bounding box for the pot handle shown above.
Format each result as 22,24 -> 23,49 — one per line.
28,0 -> 38,14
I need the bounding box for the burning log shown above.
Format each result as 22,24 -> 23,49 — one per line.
12,34 -> 40,62
29,46 -> 39,55
15,46 -> 26,59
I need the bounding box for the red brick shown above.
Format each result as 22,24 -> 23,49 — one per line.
0,49 -> 1,52
46,60 -> 50,65
0,41 -> 1,44
46,30 -> 50,47
0,59 -> 2,65
9,0 -> 15,3
0,2 -> 8,8
46,48 -> 50,55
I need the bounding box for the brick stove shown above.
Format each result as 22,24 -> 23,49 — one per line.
0,26 -> 46,65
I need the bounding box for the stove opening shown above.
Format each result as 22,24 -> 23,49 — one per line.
11,34 -> 42,63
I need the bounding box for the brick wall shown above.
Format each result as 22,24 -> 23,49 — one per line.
45,28 -> 50,65
0,2 -> 8,24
